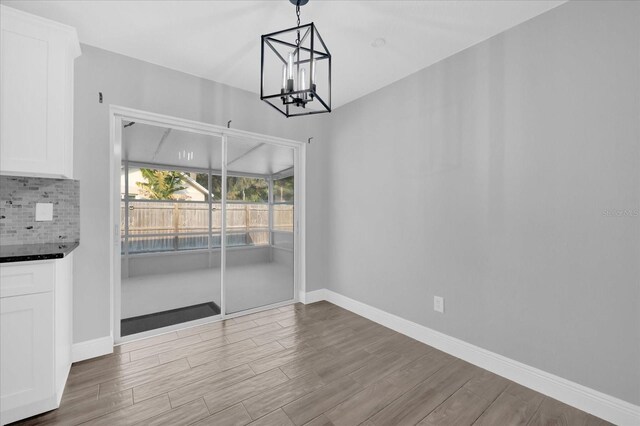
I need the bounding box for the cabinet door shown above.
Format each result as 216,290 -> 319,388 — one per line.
0,293 -> 54,417
0,261 -> 55,298
0,7 -> 77,178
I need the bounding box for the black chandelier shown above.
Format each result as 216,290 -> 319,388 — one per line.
260,0 -> 331,117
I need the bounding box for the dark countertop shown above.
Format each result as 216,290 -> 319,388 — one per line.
0,242 -> 79,263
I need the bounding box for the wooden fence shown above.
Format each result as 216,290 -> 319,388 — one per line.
120,201 -> 293,252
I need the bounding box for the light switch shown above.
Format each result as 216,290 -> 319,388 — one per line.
35,203 -> 53,221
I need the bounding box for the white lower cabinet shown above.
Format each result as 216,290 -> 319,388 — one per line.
0,255 -> 73,425
0,293 -> 54,421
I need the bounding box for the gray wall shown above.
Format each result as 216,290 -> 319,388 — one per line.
73,45 -> 329,343
72,0 -> 638,405
320,1 -> 639,404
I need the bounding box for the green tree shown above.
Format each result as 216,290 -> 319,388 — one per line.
211,175 -> 222,200
177,173 -> 269,202
136,169 -> 187,200
194,173 -> 214,201
274,176 -> 294,202
227,177 -> 268,202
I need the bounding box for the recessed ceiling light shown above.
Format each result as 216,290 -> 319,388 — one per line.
371,38 -> 386,48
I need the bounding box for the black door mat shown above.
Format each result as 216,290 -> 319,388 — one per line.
121,301 -> 221,336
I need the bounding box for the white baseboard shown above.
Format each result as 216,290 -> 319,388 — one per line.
310,289 -> 639,426
71,335 -> 114,362
301,289 -> 327,304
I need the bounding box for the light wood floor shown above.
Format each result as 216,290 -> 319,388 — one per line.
15,301 -> 610,426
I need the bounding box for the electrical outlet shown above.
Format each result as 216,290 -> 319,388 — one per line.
434,296 -> 444,313
35,203 -> 53,221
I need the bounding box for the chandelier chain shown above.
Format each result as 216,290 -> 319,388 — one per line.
295,1 -> 301,46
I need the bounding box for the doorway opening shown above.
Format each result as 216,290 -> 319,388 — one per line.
110,107 -> 305,343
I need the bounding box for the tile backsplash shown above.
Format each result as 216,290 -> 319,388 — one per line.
0,176 -> 80,245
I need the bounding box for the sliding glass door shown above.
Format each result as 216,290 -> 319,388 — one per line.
120,122 -> 222,337
224,136 -> 295,314
117,118 -> 298,339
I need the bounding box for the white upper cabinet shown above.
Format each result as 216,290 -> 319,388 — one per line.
0,6 -> 80,178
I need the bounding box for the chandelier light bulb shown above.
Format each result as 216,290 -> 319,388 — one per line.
287,52 -> 294,80
299,68 -> 307,100
281,64 -> 287,90
299,68 -> 307,90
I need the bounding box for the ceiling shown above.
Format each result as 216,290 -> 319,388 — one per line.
123,122 -> 294,176
2,0 -> 565,108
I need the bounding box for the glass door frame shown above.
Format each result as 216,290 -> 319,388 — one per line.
110,106 -> 306,344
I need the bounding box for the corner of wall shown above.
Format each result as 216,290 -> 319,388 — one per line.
71,335 -> 113,363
